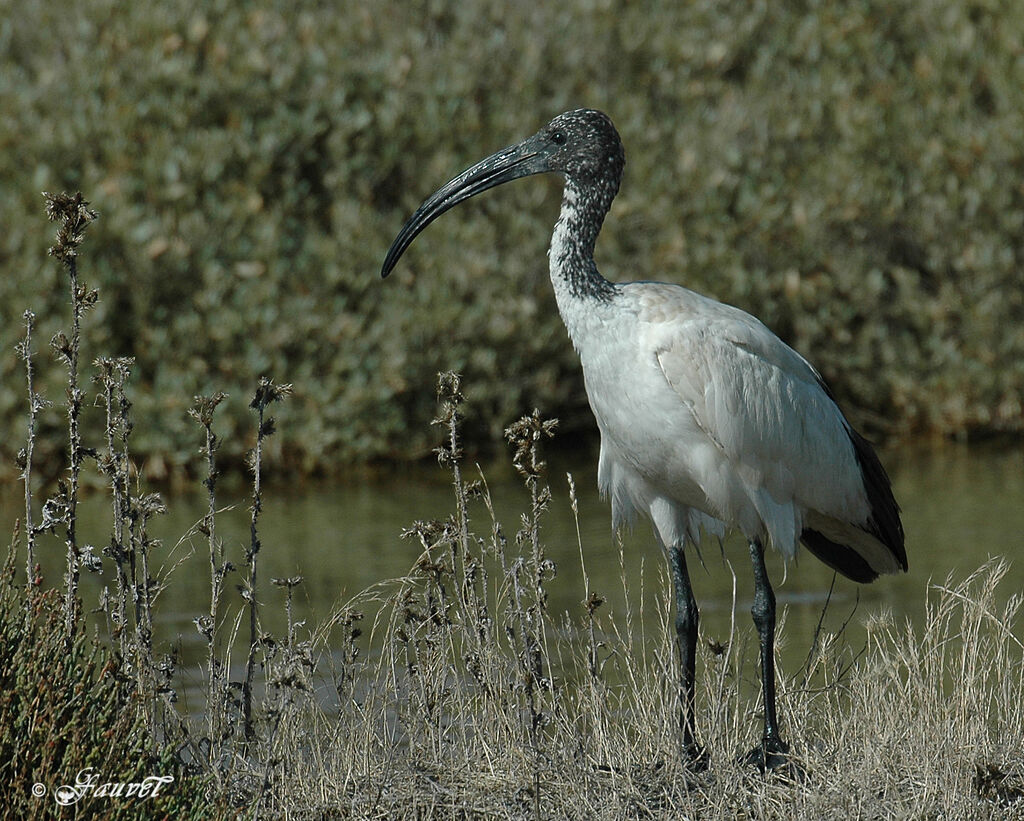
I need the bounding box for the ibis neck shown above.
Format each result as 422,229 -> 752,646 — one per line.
548,178 -> 618,305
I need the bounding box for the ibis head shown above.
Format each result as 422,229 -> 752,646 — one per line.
380,109 -> 625,278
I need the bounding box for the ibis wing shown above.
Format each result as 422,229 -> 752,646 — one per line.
651,311 -> 870,537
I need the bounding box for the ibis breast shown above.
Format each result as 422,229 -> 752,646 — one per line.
566,281 -> 872,559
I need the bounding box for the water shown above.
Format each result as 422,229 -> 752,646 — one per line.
3,442 -> 1023,693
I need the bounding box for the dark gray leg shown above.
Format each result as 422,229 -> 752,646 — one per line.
669,544 -> 707,769
744,536 -> 790,772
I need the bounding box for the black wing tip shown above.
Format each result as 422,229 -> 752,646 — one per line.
801,528 -> 881,584
847,427 -> 908,571
798,417 -> 907,583
814,372 -> 906,568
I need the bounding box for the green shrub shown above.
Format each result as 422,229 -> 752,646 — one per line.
0,537 -> 218,819
2,0 -> 1023,480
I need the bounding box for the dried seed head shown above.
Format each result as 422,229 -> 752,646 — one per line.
250,376 -> 292,411
194,615 -> 214,640
38,494 -> 71,532
43,191 -> 99,263
81,545 -> 103,573
189,391 -> 228,426
504,409 -> 559,480
79,287 -> 100,311
137,492 -> 167,519
50,331 -> 72,363
436,371 -> 463,403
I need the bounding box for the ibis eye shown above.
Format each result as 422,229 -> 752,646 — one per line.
551,130 -> 567,146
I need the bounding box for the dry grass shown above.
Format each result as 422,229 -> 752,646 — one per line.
260,545 -> 1024,818
224,377 -> 1024,819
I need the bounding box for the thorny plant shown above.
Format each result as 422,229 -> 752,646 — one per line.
90,355 -> 167,737
94,356 -> 134,661
40,195 -> 170,735
15,310 -> 47,603
10,193 -> 318,812
189,391 -> 234,768
242,377 -> 292,744
43,191 -> 99,642
504,408 -> 559,819
133,488 -> 168,736
180,379 -> 307,810
225,571 -> 319,817
382,376 -> 566,819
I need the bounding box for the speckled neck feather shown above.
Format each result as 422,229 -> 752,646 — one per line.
548,178 -> 620,302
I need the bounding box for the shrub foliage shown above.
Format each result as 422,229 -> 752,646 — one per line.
0,541 -> 214,818
2,0 -> 1023,478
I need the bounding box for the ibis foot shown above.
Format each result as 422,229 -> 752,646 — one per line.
683,741 -> 710,773
741,737 -> 803,779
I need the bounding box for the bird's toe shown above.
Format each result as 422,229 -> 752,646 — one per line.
683,741 -> 710,773
740,738 -> 804,780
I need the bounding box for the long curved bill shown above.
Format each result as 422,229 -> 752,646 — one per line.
381,137 -> 548,278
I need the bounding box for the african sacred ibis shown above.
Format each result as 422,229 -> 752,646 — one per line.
381,109 -> 907,771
